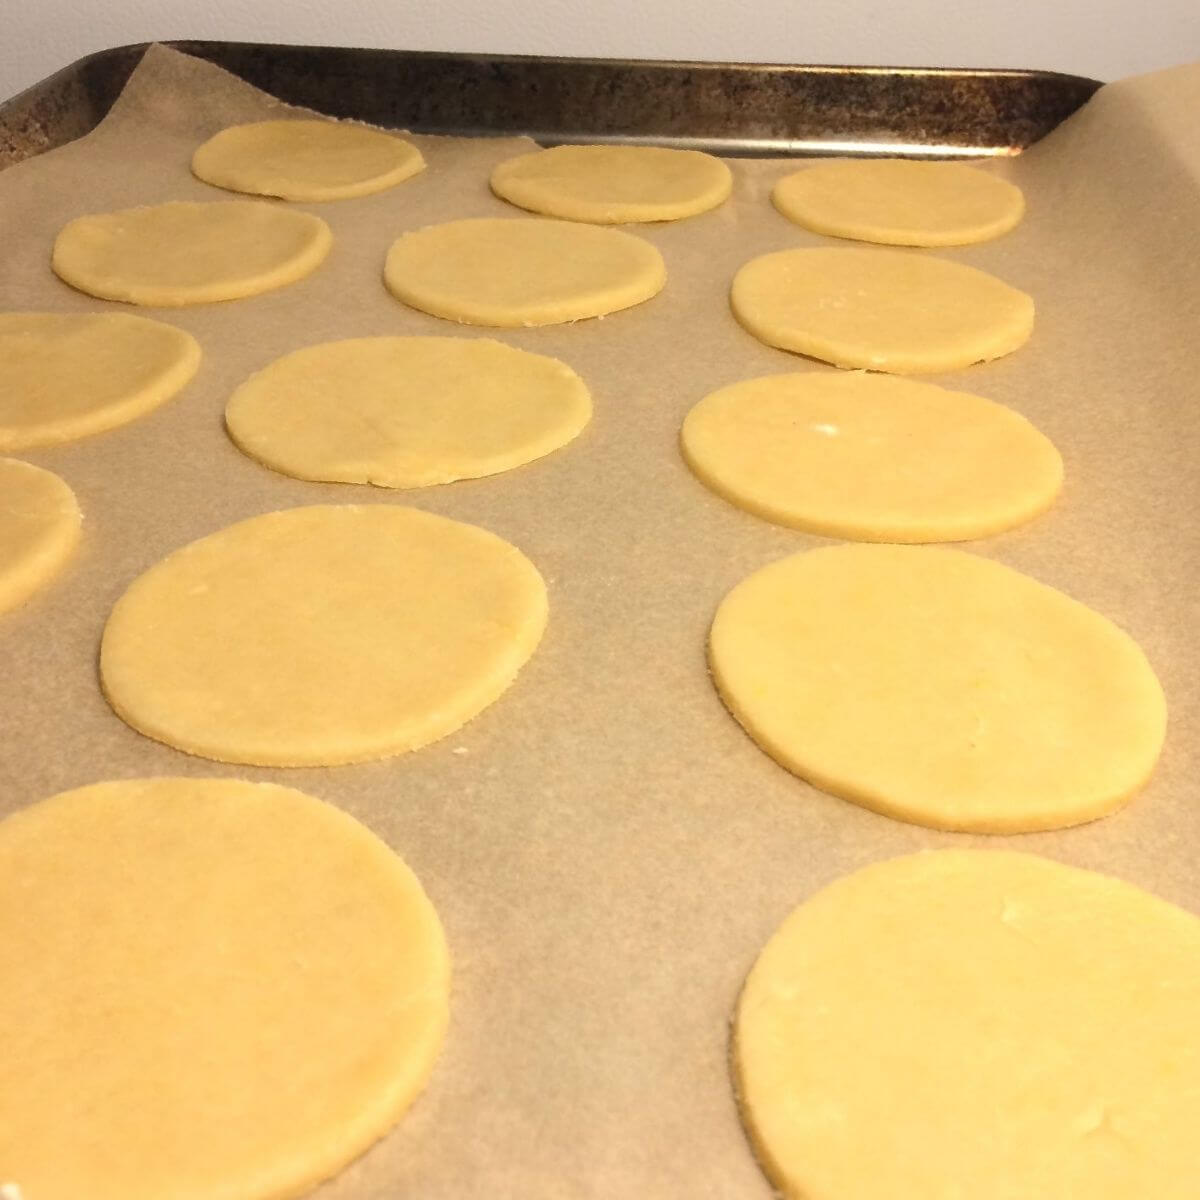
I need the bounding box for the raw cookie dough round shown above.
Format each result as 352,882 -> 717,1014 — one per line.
0,458 -> 81,614
100,504 -> 547,766
681,371 -> 1062,541
384,217 -> 666,326
53,200 -> 332,306
0,312 -> 200,450
226,336 -> 592,487
192,118 -> 426,201
489,143 -> 732,223
730,246 -> 1034,373
0,776 -> 449,1200
709,543 -> 1166,832
772,158 -> 1025,246
735,850 -> 1200,1200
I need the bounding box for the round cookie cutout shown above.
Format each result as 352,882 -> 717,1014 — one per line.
384,217 -> 666,326
730,246 -> 1034,373
709,544 -> 1165,832
735,850 -> 1200,1200
192,118 -> 426,201
100,505 -> 547,766
0,777 -> 449,1200
681,371 -> 1062,541
0,312 -> 200,450
53,200 -> 332,306
226,336 -> 591,487
773,158 -> 1025,246
0,458 -> 81,615
489,144 -> 732,223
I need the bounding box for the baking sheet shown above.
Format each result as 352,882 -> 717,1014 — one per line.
2,44 -> 1199,1198
0,41 -> 1102,169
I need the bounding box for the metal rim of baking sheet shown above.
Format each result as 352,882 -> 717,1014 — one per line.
0,40 -> 1101,171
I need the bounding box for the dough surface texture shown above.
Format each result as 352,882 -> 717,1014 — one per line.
681,371 -> 1062,541
192,119 -> 425,201
736,850 -> 1200,1200
0,457 -> 81,614
0,312 -> 200,449
100,505 -> 547,766
0,777 -> 449,1200
53,201 -> 331,305
772,158 -> 1025,246
490,144 -> 732,223
384,217 -> 666,326
730,246 -> 1034,373
226,336 -> 591,487
709,544 -> 1165,832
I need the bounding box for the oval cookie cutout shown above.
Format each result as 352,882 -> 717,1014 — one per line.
681,371 -> 1062,541
0,458 -> 81,614
736,850 -> 1200,1200
709,543 -> 1166,832
226,336 -> 591,487
730,246 -> 1034,373
0,777 -> 449,1200
53,200 -> 332,305
384,217 -> 666,326
490,143 -> 732,223
0,312 -> 199,450
773,158 -> 1025,246
193,118 -> 425,201
100,505 -> 548,766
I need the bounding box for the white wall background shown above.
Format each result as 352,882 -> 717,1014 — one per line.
3,0 -> 1199,100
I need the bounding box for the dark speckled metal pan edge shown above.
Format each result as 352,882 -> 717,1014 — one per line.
0,40 -> 1101,171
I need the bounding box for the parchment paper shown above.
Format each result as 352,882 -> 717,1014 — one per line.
3,45 -> 1200,1198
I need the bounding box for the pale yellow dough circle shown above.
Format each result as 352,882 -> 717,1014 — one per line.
710,544 -> 1165,832
226,336 -> 592,487
730,246 -> 1034,373
0,457 -> 81,614
681,371 -> 1062,541
0,312 -> 200,449
100,505 -> 547,766
736,850 -> 1200,1200
773,158 -> 1025,246
384,217 -> 666,326
192,118 -> 426,201
53,200 -> 332,306
0,777 -> 449,1200
489,143 -> 732,223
